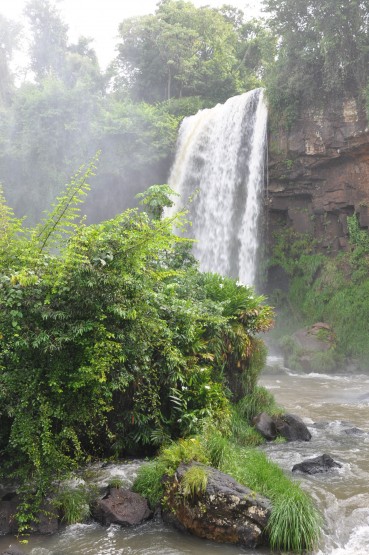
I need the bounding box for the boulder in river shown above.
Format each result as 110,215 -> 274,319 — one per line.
93,488 -> 152,526
163,462 -> 271,548
292,454 -> 342,474
274,413 -> 312,442
253,412 -> 277,440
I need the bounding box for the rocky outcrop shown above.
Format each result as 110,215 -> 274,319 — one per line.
93,488 -> 152,527
163,462 -> 271,548
267,94 -> 369,262
292,454 -> 342,474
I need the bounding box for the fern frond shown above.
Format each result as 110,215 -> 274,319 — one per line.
33,152 -> 100,253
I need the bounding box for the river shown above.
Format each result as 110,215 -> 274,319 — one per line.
1,359 -> 368,554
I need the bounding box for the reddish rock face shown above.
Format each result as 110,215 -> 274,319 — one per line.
267,95 -> 369,253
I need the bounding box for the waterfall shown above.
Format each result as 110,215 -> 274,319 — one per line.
168,88 -> 268,287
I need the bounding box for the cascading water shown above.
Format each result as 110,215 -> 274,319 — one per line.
168,88 -> 267,287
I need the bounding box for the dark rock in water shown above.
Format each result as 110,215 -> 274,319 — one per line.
292,454 -> 342,474
253,412 -> 277,440
343,427 -> 366,436
163,462 -> 271,548
93,488 -> 152,526
312,421 -> 330,430
274,413 -> 312,442
1,546 -> 26,555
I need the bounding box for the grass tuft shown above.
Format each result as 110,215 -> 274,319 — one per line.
181,466 -> 208,499
54,485 -> 91,524
132,460 -> 167,509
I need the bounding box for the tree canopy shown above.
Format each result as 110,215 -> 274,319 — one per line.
263,0 -> 369,116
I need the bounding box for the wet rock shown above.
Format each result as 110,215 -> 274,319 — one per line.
343,427 -> 366,436
292,454 -> 342,474
274,413 -> 312,442
253,412 -> 277,440
163,462 -> 271,548
93,488 -> 152,526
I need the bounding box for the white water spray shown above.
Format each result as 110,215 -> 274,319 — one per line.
168,88 -> 268,286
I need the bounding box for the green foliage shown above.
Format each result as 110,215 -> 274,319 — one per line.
108,477 -> 124,489
269,219 -> 369,363
229,409 -> 264,447
268,489 -> 322,552
136,184 -> 179,220
237,386 -> 282,423
264,0 -> 369,119
181,466 -> 208,499
0,169 -> 273,527
159,439 -> 209,472
132,460 -> 167,508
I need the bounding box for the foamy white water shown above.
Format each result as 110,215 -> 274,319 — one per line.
168,89 -> 267,286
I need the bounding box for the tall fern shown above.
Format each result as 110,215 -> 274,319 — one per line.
33,153 -> 99,253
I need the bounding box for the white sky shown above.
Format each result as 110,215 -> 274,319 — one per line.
1,0 -> 262,69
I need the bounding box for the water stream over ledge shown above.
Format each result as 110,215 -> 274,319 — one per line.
1,362 -> 369,554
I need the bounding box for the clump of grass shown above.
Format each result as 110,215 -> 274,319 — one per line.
159,438 -> 209,473
108,477 -> 124,489
268,489 -> 322,552
202,428 -> 230,468
220,446 -> 321,552
132,460 -> 167,509
181,466 -> 208,499
230,408 -> 264,447
54,485 -> 92,524
237,386 -> 282,422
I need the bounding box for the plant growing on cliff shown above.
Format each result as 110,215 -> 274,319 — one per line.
268,219 -> 369,364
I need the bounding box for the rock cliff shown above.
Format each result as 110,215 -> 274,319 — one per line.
267,95 -> 369,252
